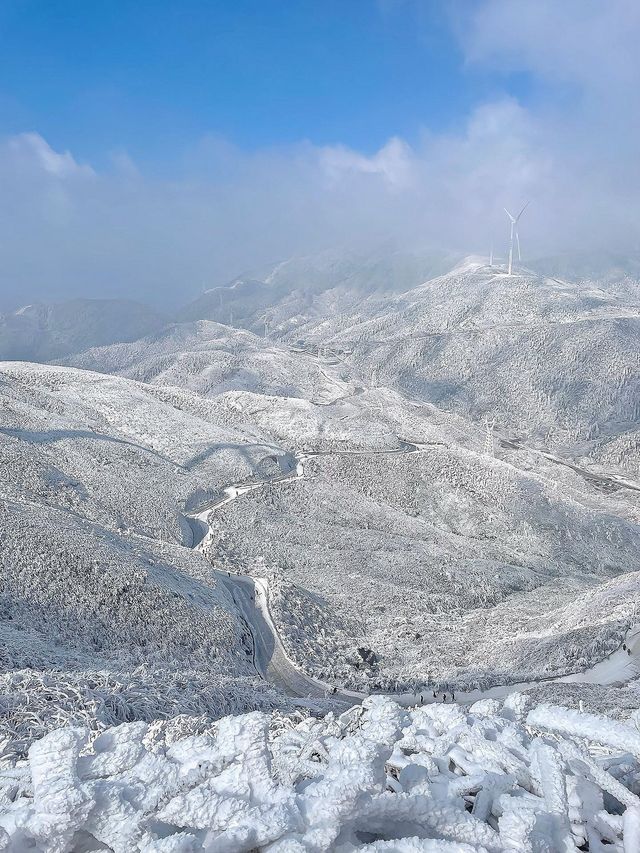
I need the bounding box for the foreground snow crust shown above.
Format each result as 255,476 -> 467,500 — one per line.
2,696 -> 640,852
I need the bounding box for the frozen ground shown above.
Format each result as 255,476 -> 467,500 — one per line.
2,695 -> 640,851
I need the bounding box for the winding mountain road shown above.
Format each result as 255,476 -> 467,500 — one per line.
187,440 -> 427,706
500,436 -> 640,494
186,438 -> 640,708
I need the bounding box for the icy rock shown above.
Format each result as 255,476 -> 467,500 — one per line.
26,727 -> 94,853
397,762 -> 433,791
114,750 -> 181,812
469,699 -> 501,718
501,692 -> 529,722
359,696 -> 407,746
166,733 -> 222,776
78,722 -> 148,780
141,833 -> 199,853
83,778 -> 152,853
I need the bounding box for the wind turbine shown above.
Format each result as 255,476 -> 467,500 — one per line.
504,202 -> 529,275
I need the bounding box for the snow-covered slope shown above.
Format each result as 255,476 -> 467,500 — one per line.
0,361 -> 297,539
203,435 -> 640,693
64,320 -> 360,403
179,248 -> 460,337
0,362 -> 480,754
284,258 -> 640,471
0,362 -> 301,754
0,298 -> 167,362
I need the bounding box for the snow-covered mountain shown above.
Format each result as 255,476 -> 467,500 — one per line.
0,361 -> 297,755
0,298 -> 167,362
279,257 -> 640,473
52,253 -> 640,478
179,247 -> 460,337
204,422 -> 640,694
3,248 -> 640,853
125,253 -> 640,702
0,359 -> 480,756
63,319 -> 361,402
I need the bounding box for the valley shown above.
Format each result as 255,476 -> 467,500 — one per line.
2,253 -> 640,850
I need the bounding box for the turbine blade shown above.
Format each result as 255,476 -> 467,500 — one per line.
516,201 -> 530,222
504,207 -> 516,222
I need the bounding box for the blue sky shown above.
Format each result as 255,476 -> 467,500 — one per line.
0,0 -> 530,169
0,1 -> 637,309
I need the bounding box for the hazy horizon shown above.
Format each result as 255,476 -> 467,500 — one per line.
0,0 -> 639,310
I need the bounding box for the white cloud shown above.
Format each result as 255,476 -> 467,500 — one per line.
459,0 -> 640,96
7,132 -> 94,178
321,138 -> 414,189
0,2 -> 639,309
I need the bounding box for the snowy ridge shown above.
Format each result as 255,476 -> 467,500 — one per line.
0,298 -> 166,362
273,259 -> 640,473
2,695 -> 640,851
64,319 -> 361,405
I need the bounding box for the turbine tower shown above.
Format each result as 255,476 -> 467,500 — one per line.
504,202 -> 529,275
484,416 -> 496,457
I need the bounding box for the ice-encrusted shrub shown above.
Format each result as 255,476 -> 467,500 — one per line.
2,695 -> 640,851
0,667 -> 286,767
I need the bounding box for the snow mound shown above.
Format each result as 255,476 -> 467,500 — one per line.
2,695 -> 640,851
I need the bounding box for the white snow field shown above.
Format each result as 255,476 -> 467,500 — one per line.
3,250 -> 640,850
2,695 -> 640,851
